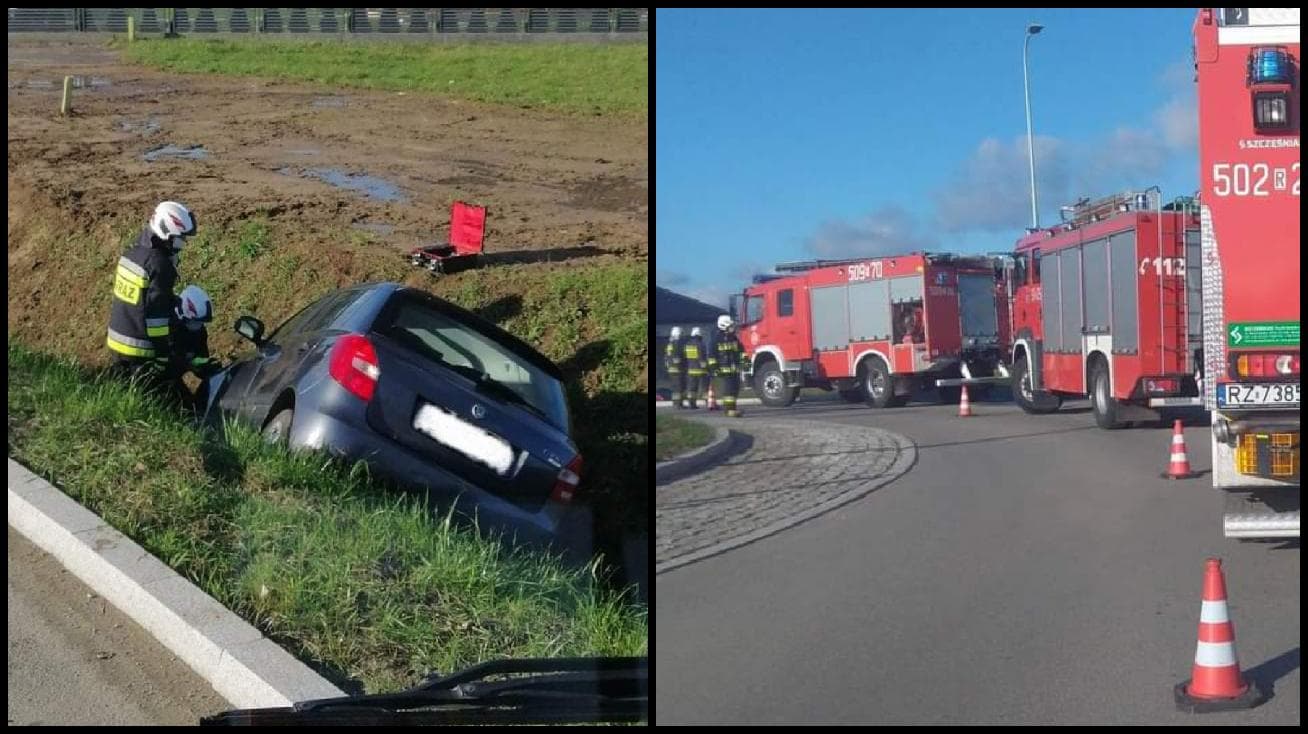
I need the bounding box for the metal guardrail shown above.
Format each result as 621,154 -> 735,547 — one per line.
8,8 -> 649,35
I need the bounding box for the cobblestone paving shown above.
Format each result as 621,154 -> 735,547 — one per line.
657,416 -> 915,572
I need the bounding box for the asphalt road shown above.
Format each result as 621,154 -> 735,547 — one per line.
7,528 -> 230,725
656,393 -> 1300,724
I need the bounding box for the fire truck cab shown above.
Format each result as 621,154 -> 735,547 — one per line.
1004,190 -> 1205,429
733,253 -> 1008,408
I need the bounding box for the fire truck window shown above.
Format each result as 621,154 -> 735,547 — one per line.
777,289 -> 794,317
745,295 -> 765,325
1031,250 -> 1042,284
892,300 -> 925,344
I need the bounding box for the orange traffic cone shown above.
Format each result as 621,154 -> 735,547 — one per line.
1162,419 -> 1197,479
706,382 -> 718,411
957,385 -> 973,417
1175,558 -> 1264,712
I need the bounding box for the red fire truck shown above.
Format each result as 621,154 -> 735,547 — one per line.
1194,7 -> 1300,538
992,190 -> 1206,429
731,253 -> 1009,408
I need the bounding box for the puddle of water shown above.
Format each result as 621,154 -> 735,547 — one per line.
351,222 -> 397,236
143,144 -> 208,162
26,80 -> 54,89
311,96 -> 347,108
281,167 -> 406,202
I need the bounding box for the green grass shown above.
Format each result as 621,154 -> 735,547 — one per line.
118,38 -> 647,117
7,342 -> 646,694
655,415 -> 715,462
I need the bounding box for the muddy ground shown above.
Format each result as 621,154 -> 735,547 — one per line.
7,40 -> 647,257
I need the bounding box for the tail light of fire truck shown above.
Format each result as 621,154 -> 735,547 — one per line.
1143,378 -> 1179,394
1229,351 -> 1301,379
1247,47 -> 1294,131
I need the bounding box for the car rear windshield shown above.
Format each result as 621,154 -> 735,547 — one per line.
375,297 -> 571,432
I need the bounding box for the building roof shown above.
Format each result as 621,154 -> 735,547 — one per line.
655,286 -> 722,325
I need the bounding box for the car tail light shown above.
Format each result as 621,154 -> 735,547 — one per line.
550,455 -> 583,505
329,334 -> 380,402
1231,351 -> 1300,379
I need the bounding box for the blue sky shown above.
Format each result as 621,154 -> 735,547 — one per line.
655,8 -> 1201,309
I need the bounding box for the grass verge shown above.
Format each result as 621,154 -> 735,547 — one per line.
655,415 -> 715,462
7,341 -> 646,694
117,37 -> 647,117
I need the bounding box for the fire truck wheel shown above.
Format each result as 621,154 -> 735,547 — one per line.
753,362 -> 798,407
1012,354 -> 1061,414
1090,362 -> 1125,430
861,358 -> 897,409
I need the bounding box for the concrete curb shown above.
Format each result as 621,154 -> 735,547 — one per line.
655,424 -> 741,485
655,398 -> 762,408
656,428 -> 918,576
7,458 -> 345,710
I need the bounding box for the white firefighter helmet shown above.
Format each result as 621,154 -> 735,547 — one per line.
149,201 -> 197,249
717,314 -> 734,331
669,326 -> 683,340
690,326 -> 702,338
176,285 -> 213,332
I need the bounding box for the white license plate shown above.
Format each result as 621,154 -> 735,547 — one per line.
413,404 -> 515,475
1217,382 -> 1300,408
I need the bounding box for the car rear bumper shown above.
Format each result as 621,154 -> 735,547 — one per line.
288,406 -> 572,545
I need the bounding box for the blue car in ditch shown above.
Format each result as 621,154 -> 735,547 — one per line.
203,282 -> 584,545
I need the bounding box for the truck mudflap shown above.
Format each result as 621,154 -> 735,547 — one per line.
934,361 -> 1011,388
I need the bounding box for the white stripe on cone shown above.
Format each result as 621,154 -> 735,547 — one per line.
1194,640 -> 1239,668
1199,599 -> 1230,623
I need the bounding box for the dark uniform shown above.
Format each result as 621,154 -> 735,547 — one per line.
708,327 -> 744,417
664,336 -> 686,407
106,229 -> 181,391
681,334 -> 707,408
171,318 -> 220,414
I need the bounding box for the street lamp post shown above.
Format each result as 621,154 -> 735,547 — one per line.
1023,22 -> 1044,231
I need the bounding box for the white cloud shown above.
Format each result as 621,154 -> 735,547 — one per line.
656,270 -> 691,287
933,135 -> 1068,233
805,205 -> 936,257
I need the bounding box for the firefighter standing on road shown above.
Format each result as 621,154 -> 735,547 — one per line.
682,326 -> 708,409
106,201 -> 197,392
708,314 -> 743,418
664,326 -> 686,408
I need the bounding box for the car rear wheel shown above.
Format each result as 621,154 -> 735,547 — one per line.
262,408 -> 294,446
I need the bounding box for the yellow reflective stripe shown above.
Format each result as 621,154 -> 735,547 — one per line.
107,335 -> 155,357
115,264 -> 148,288
146,324 -> 170,337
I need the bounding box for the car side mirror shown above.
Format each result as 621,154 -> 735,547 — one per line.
235,316 -> 265,345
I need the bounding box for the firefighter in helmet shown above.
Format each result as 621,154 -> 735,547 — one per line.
664,326 -> 686,408
708,314 -> 744,418
106,200 -> 197,391
682,326 -> 708,409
